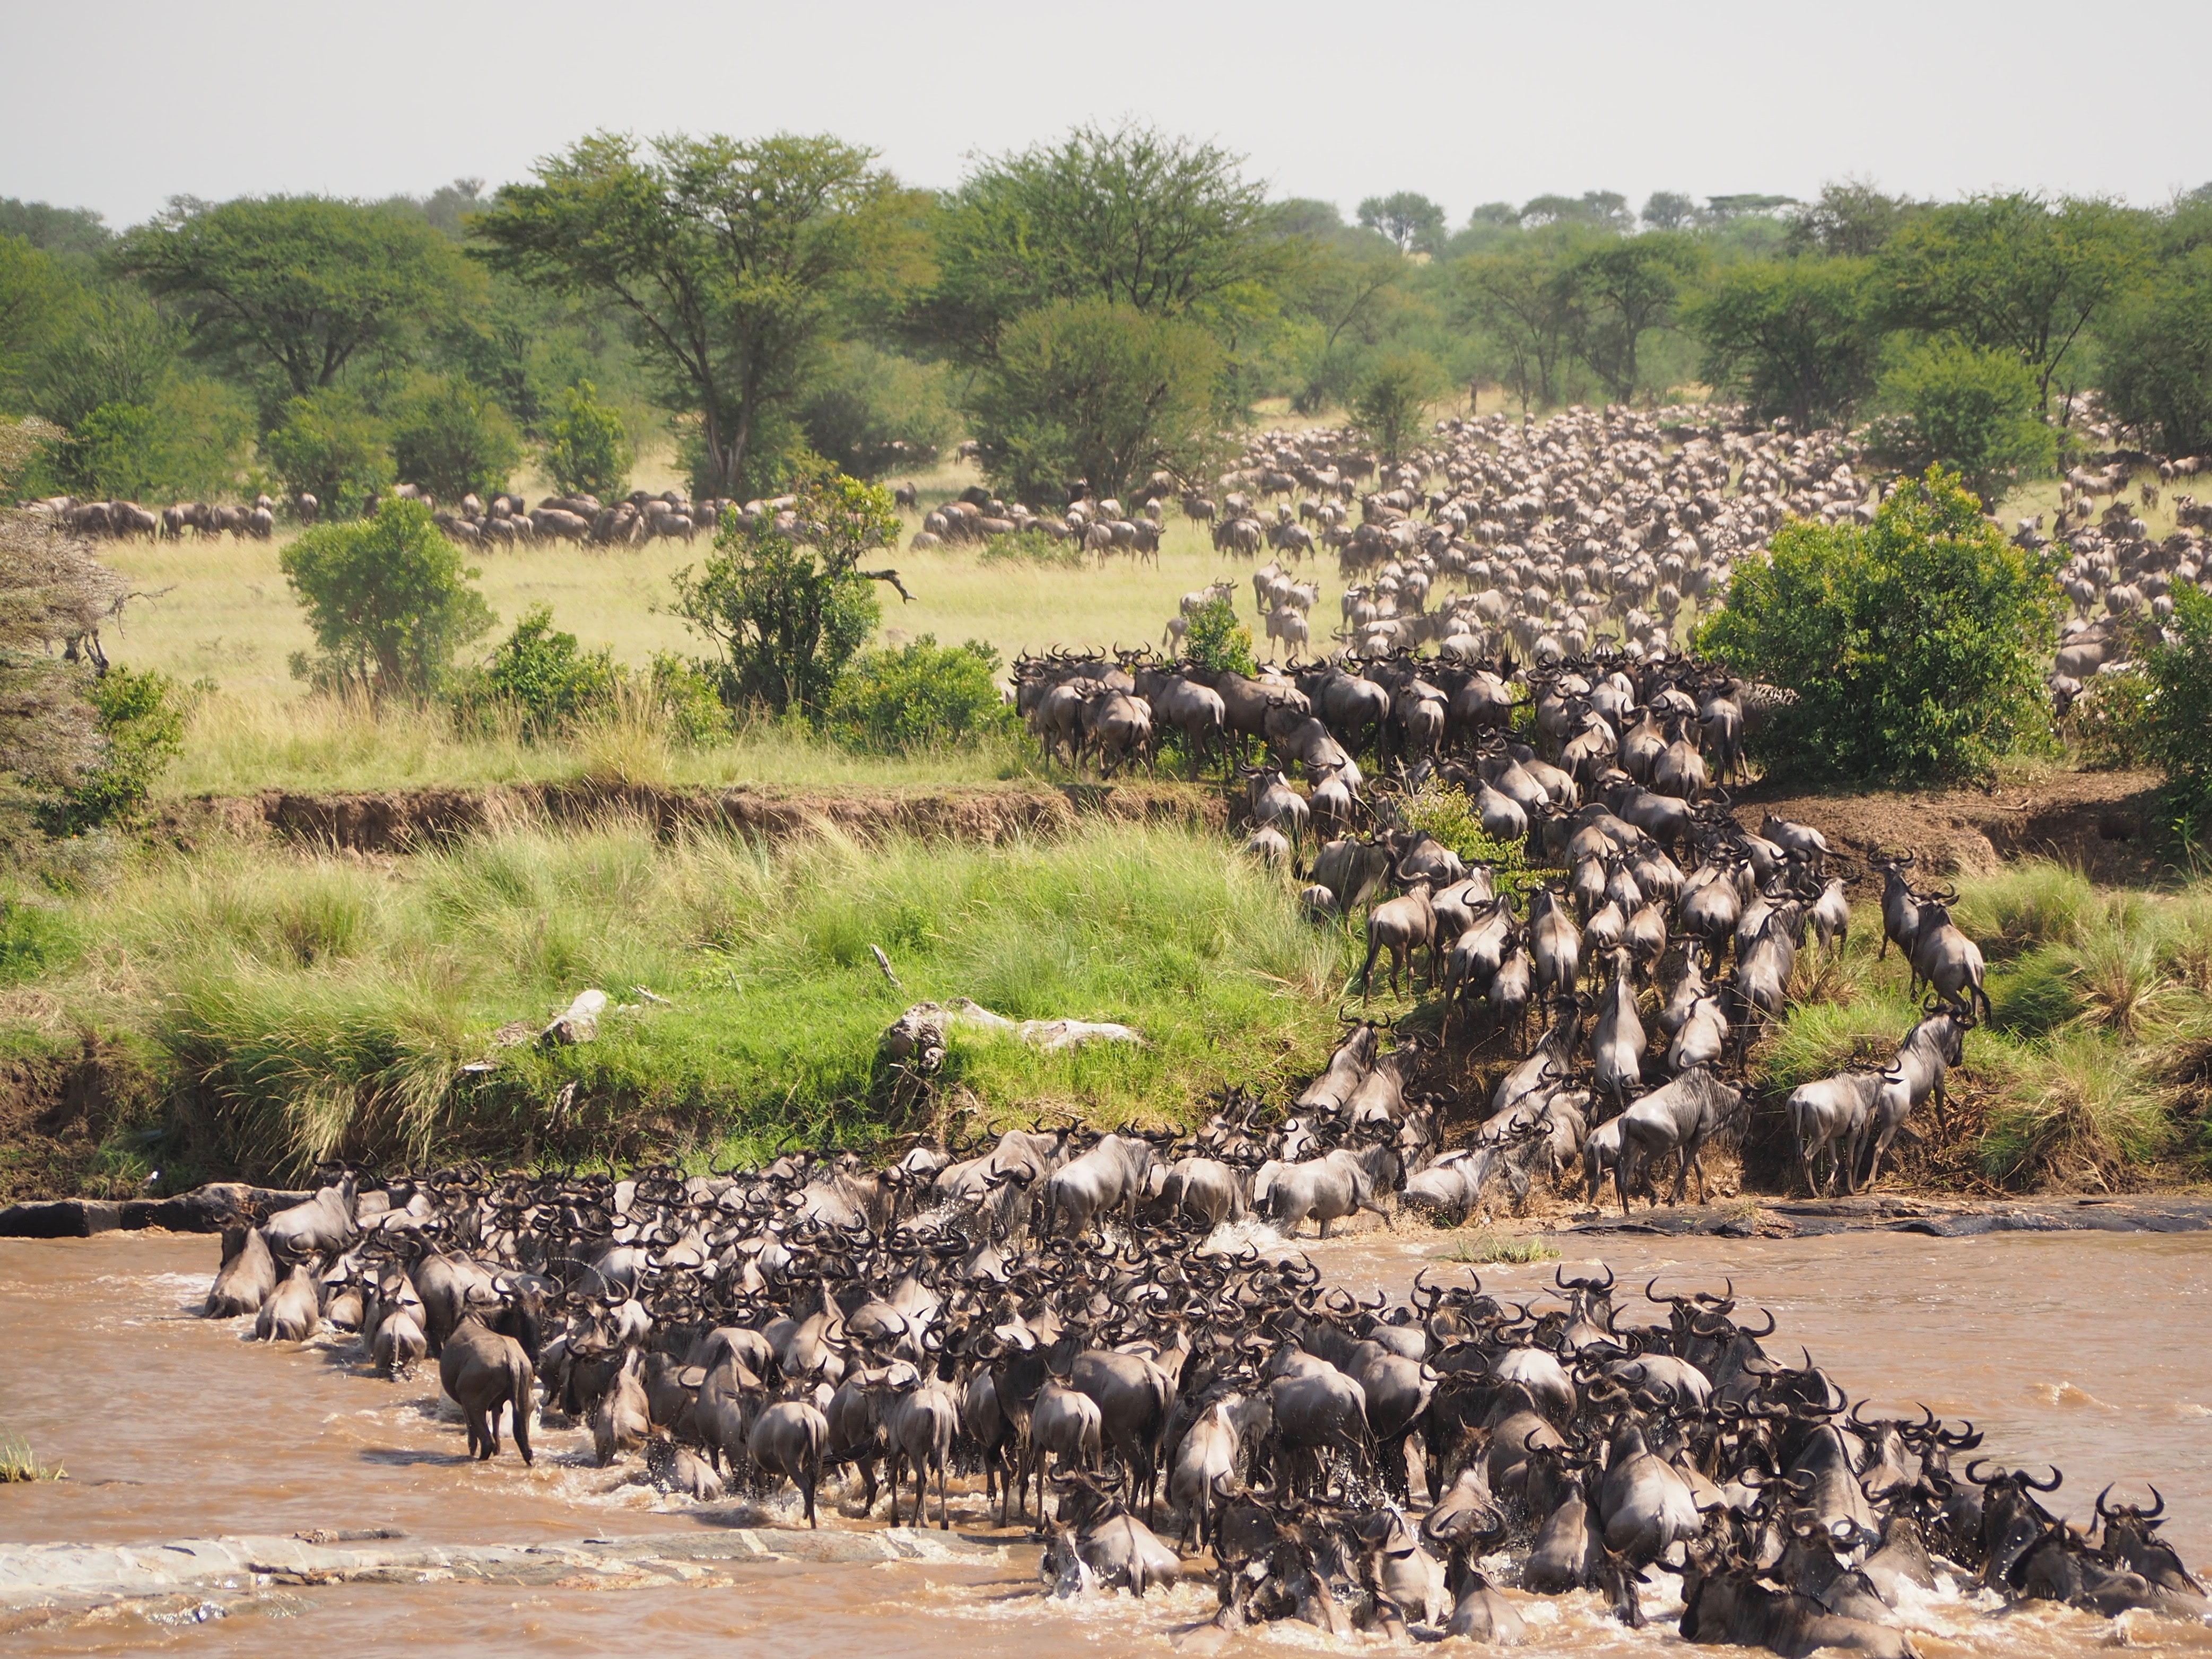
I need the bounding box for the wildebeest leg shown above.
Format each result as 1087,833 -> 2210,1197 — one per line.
510,1377 -> 533,1465
938,1448 -> 950,1530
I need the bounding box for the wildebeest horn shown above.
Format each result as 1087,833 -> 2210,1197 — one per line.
2022,1465 -> 2062,1493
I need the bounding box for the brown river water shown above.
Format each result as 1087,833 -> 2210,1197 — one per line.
4,1226 -> 2210,1656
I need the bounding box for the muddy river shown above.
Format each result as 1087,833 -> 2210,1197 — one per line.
3,1227 -> 2209,1656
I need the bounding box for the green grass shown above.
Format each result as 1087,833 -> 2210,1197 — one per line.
1436,1232 -> 1561,1264
162,685 -> 1054,797
1762,864 -> 2212,1190
13,817 -> 1355,1182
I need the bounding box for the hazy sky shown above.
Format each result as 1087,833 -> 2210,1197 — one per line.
6,0 -> 2207,228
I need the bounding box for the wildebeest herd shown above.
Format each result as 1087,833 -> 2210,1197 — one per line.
201,1137 -> 2204,1653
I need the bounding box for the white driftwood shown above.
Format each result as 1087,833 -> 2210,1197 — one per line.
542,988 -> 608,1045
881,999 -> 1142,1072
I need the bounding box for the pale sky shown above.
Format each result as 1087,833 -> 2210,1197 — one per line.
5,0 -> 2207,228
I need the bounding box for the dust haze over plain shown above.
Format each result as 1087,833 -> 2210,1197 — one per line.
3,0 -> 2207,225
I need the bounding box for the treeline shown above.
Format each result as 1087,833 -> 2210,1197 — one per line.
4,129 -> 2211,512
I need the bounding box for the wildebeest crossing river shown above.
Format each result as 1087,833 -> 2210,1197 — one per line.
3,1226 -> 2209,1657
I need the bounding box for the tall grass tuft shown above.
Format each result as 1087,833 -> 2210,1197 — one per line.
1980,1030 -> 2169,1190
1952,860 -> 2095,959
0,1431 -> 64,1482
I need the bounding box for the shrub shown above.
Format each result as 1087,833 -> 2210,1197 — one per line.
39,666 -> 185,836
542,379 -> 633,499
646,653 -> 729,747
281,499 -> 494,697
1867,339 -> 2053,509
2139,582 -> 2212,846
263,389 -> 393,518
1400,783 -> 1539,901
2065,666 -> 2158,768
1696,466 -> 2062,784
826,635 -> 1014,754
1350,351 -> 1444,465
473,605 -> 619,737
389,374 -> 522,501
669,460 -> 903,719
1182,598 -> 1257,678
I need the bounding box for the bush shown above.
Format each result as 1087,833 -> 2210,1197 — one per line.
471,605 -> 619,738
826,635 -> 1014,755
263,389 -> 393,518
1867,339 -> 2053,509
1350,351 -> 1444,466
797,344 -> 954,481
37,666 -> 185,836
2141,582 -> 2212,845
43,379 -> 255,503
389,374 -> 522,502
1182,598 -> 1256,678
1696,466 -> 2062,784
668,460 -> 902,719
542,379 -> 633,499
645,653 -> 729,747
1400,783 -> 1538,901
281,499 -> 494,696
2065,666 -> 2159,768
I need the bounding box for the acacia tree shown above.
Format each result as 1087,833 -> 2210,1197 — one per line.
922,123 -> 1278,366
1356,192 -> 1446,255
1558,232 -> 1702,402
1875,194 -> 2141,413
1686,258 -> 1880,428
1456,242 -> 1575,412
112,196 -> 471,398
472,133 -> 924,499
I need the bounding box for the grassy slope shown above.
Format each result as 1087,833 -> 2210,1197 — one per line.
1762,862 -> 2212,1190
2,818 -> 1354,1186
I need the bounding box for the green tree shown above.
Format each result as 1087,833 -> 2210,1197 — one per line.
0,511 -> 123,819
826,634 -> 1014,753
669,461 -> 907,718
2098,248 -> 2212,457
1518,192 -> 1634,232
389,373 -> 521,500
1351,351 -> 1443,464
966,298 -> 1225,504
1870,339 -> 2054,509
1696,467 -> 2061,784
1641,193 -> 1699,232
922,123 -> 1277,365
1456,241 -> 1575,412
1357,192 -> 1447,255
262,388 -> 393,516
1784,180 -> 1920,258
542,379 -> 633,498
0,199 -> 112,263
472,131 -> 922,499
281,498 -> 493,695
1875,194 -> 2140,412
1559,232 -> 1702,402
112,196 -> 473,399
1,234 -> 77,409
2140,583 -> 2212,843
1686,258 -> 1880,428
40,666 -> 185,836
796,342 -> 954,479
